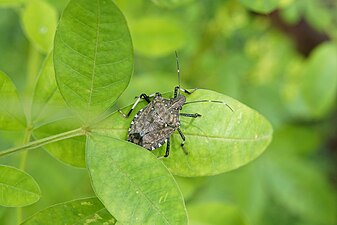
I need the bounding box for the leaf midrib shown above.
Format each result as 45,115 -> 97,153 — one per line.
0,182 -> 40,198
88,0 -> 100,107
93,127 -> 272,142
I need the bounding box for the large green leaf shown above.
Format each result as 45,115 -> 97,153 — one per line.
0,165 -> 41,207
0,71 -> 25,130
92,89 -> 273,177
21,197 -> 116,225
54,0 -> 133,122
86,134 -> 188,225
20,0 -> 57,53
239,0 -> 280,13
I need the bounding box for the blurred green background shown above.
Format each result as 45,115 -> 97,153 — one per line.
0,0 -> 337,224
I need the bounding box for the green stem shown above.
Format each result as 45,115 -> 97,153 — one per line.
24,44 -> 42,123
19,127 -> 33,169
17,127 -> 33,225
0,128 -> 85,158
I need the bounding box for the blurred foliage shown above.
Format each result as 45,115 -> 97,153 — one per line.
0,0 -> 337,224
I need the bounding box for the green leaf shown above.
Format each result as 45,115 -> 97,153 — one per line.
287,43 -> 337,119
92,89 -> 273,177
33,118 -> 86,168
265,155 -> 337,224
0,71 -> 25,130
300,43 -> 337,118
0,165 -> 41,207
130,16 -> 186,57
21,197 -> 116,225
188,203 -> 247,225
86,134 -> 188,225
239,0 -> 280,13
21,0 -> 58,53
31,53 -> 71,127
54,0 -> 133,122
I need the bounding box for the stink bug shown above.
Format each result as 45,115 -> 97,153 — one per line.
119,52 -> 233,158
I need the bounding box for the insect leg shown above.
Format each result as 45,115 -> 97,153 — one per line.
118,93 -> 151,118
174,86 -> 197,97
163,137 -> 171,158
180,113 -> 202,118
140,93 -> 151,103
177,128 -> 188,155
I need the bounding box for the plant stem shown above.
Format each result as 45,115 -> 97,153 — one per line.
19,127 -> 33,170
0,128 -> 85,158
24,44 -> 42,124
17,43 -> 42,225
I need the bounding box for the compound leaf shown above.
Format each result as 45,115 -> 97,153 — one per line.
0,71 -> 25,130
86,134 -> 188,225
54,0 -> 133,122
0,165 -> 41,207
92,89 -> 273,177
21,197 -> 116,225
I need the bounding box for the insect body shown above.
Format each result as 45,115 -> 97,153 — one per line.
119,53 -> 232,158
119,86 -> 199,157
128,93 -> 185,151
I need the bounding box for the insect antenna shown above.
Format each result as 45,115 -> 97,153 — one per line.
175,51 -> 181,96
184,100 -> 234,112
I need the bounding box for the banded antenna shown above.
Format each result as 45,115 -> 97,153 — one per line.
175,51 -> 181,96
184,100 -> 234,112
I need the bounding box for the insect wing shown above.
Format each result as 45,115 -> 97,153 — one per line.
142,127 -> 175,150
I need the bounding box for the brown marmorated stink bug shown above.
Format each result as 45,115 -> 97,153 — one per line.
119,52 -> 233,158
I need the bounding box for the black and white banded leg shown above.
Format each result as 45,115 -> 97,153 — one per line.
118,93 -> 153,118
174,86 -> 197,98
157,137 -> 171,159
177,128 -> 188,155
